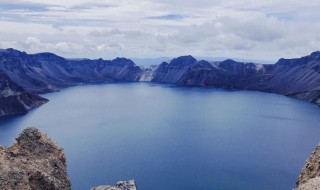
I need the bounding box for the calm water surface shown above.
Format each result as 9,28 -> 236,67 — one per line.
1,82 -> 320,190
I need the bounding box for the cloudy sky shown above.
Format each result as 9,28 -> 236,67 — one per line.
0,0 -> 320,62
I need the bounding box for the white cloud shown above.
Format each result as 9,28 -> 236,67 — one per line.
0,0 -> 320,62
25,37 -> 41,47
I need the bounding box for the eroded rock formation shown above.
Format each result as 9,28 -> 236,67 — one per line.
296,144 -> 320,189
0,128 -> 71,190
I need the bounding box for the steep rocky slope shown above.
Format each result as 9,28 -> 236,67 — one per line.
0,70 -> 48,117
0,128 -> 71,190
1,48 -> 319,102
0,48 -> 143,93
269,52 -> 320,105
149,52 -> 320,106
296,144 -> 320,190
1,48 -> 319,117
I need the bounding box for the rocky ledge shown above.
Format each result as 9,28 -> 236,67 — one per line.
0,128 -> 137,190
91,180 -> 137,190
296,144 -> 320,189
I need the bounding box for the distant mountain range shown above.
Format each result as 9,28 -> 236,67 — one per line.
0,48 -> 319,117
131,56 -> 273,66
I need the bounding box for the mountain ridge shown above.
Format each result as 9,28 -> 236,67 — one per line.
0,48 -> 319,117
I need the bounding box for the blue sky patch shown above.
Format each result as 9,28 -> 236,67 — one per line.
148,14 -> 187,20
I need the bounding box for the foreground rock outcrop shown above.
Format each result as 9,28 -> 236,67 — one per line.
0,128 -> 71,190
91,180 -> 137,190
0,128 -> 137,190
1,127 -> 320,190
296,145 -> 320,189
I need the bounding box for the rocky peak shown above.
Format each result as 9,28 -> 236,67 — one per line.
4,48 -> 24,54
218,59 -> 244,73
0,48 -> 27,57
310,51 -> 320,59
32,52 -> 65,62
112,57 -> 136,67
169,55 -> 197,67
15,128 -> 66,159
220,59 -> 238,65
0,127 -> 71,190
275,58 -> 291,65
276,51 -> 320,66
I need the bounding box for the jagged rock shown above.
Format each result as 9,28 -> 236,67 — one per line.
0,128 -> 71,190
296,177 -> 320,190
296,145 -> 320,189
90,180 -> 137,190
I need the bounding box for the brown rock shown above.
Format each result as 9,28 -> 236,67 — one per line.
0,127 -> 71,190
296,144 -> 320,189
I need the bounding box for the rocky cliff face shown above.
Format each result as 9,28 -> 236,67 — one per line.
0,128 -> 71,190
1,48 -> 319,101
0,70 -> 48,117
149,53 -> 320,106
0,48 -> 143,93
269,52 -> 320,105
1,48 -> 320,117
0,48 -> 142,117
296,144 -> 320,190
150,55 -> 274,89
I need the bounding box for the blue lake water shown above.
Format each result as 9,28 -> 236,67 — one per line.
1,82 -> 320,190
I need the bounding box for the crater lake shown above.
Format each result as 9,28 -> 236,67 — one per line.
1,82 -> 320,190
